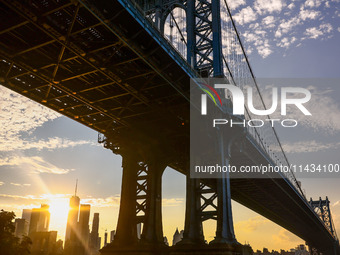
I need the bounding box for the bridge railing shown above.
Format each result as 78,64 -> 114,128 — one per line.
119,0 -> 305,199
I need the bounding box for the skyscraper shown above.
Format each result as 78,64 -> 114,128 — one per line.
14,218 -> 29,238
104,230 -> 108,247
22,209 -> 31,223
78,204 -> 91,245
28,204 -> 50,236
65,181 -> 80,243
110,230 -> 115,243
89,213 -> 100,253
172,228 -> 183,246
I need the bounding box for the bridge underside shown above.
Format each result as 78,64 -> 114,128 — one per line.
0,0 -> 338,254
0,0 -> 191,170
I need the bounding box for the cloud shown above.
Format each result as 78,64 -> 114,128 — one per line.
162,198 -> 184,207
0,156 -> 73,174
82,196 -> 120,208
257,42 -> 273,58
299,7 -> 321,21
272,229 -> 301,244
235,216 -> 269,232
287,3 -> 295,10
282,140 -> 340,153
254,0 -> 284,15
0,193 -> 122,222
0,86 -> 60,137
0,193 -> 183,211
290,86 -> 340,133
305,23 -> 333,39
304,0 -> 322,8
10,183 -> 31,187
233,6 -> 258,26
0,86 -> 95,153
227,0 -> 338,58
242,30 -> 273,58
333,200 -> 340,207
80,197 -> 184,208
0,137 -> 97,152
277,37 -> 297,49
0,193 -> 69,201
262,16 -> 276,28
228,0 -> 246,10
261,85 -> 340,133
275,16 -> 301,38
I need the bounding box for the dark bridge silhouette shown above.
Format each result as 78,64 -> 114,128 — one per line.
0,0 -> 338,254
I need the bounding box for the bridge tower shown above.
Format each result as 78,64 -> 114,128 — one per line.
309,197 -> 337,239
308,197 -> 339,255
99,0 -> 242,254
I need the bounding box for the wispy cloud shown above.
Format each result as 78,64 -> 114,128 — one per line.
299,6 -> 321,21
0,156 -> 73,175
233,6 -> 258,25
0,86 -> 59,137
228,0 -> 246,10
0,137 -> 97,152
82,196 -> 120,208
260,85 -> 340,134
229,0 -> 339,58
282,140 -> 340,153
162,198 -> 184,207
304,23 -> 333,39
254,0 -> 285,15
272,229 -> 302,244
10,183 -> 31,187
0,193 -> 70,201
235,216 -> 269,232
333,200 -> 340,207
0,86 -> 96,152
304,0 -> 322,8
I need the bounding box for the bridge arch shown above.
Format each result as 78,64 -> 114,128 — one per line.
162,6 -> 187,59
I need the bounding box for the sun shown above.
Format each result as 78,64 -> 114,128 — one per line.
48,198 -> 70,239
49,198 -> 70,217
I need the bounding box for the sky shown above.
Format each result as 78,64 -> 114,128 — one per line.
1,0 -> 340,251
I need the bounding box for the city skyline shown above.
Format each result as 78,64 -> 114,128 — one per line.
11,188 -> 103,254
1,0 -> 340,252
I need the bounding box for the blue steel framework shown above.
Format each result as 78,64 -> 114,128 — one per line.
101,0 -> 339,253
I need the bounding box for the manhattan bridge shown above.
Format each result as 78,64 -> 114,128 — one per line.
0,0 -> 339,254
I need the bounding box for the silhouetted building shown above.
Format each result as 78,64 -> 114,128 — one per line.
172,228 -> 183,246
30,231 -> 57,255
54,239 -> 64,255
110,230 -> 115,243
79,204 -> 91,246
14,218 -> 29,239
254,246 -> 308,255
65,181 -> 80,243
104,230 -> 108,247
164,236 -> 169,246
295,245 -> 309,255
98,237 -> 101,249
22,209 -> 32,223
29,204 -> 50,236
89,213 -> 100,254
